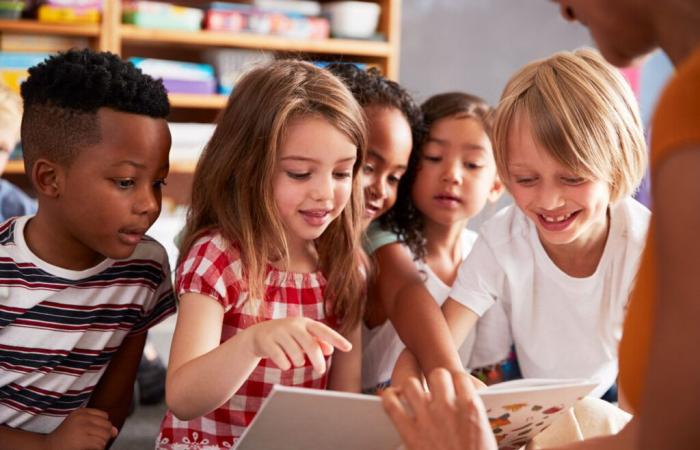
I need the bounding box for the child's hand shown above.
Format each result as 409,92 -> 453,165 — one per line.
246,317 -> 352,374
45,408 -> 118,450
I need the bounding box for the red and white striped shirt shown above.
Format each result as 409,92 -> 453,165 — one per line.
157,232 -> 337,449
0,216 -> 176,433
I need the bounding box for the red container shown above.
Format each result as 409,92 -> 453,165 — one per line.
204,9 -> 246,32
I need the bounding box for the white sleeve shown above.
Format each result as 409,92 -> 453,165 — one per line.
449,236 -> 504,317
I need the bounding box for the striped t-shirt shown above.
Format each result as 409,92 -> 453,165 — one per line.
0,216 -> 176,433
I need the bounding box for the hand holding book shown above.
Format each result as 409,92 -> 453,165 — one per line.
233,371 -> 596,450
383,368 -> 498,450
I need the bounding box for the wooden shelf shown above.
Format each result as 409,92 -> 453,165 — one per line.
169,93 -> 228,109
0,19 -> 100,37
120,25 -> 392,57
5,159 -> 198,174
1,0 -> 400,203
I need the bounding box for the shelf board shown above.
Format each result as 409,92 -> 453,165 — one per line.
0,19 -> 100,37
5,159 -> 196,174
120,25 -> 391,57
169,93 -> 228,109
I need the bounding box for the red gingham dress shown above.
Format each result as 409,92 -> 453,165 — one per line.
156,233 -> 336,449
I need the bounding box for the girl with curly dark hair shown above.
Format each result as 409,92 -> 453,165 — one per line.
363,92 -> 504,393
325,64 -> 424,230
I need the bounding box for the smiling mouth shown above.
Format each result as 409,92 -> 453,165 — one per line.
537,210 -> 581,231
540,211 -> 576,223
300,209 -> 331,226
364,202 -> 381,216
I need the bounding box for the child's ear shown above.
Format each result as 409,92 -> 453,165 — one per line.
488,175 -> 505,203
31,158 -> 63,198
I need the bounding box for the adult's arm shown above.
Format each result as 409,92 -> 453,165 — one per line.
638,147 -> 700,449
544,147 -> 700,450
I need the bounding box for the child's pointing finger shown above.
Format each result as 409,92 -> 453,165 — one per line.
305,320 -> 352,352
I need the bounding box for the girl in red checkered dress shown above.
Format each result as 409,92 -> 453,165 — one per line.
157,60 -> 368,449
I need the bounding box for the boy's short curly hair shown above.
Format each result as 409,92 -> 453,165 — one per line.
20,48 -> 170,173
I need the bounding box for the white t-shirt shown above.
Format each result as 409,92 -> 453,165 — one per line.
450,198 -> 650,398
362,227 -> 478,392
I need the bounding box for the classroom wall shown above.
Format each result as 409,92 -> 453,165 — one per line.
398,0 -> 592,104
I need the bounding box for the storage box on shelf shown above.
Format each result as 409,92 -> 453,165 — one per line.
0,0 -> 400,202
1,0 -> 400,102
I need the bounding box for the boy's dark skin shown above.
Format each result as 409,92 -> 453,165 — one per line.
0,108 -> 171,450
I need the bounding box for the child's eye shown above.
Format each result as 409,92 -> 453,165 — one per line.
562,177 -> 585,185
363,164 -> 375,174
424,155 -> 441,163
333,171 -> 352,180
286,171 -> 310,180
515,177 -> 537,185
154,179 -> 168,189
114,179 -> 135,189
387,174 -> 401,185
464,162 -> 483,170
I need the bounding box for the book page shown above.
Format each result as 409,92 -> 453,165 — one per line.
480,379 -> 598,449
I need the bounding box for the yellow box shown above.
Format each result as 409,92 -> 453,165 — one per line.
0,69 -> 28,93
38,5 -> 100,24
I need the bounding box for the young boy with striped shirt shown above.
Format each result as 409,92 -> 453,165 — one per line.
0,49 -> 176,450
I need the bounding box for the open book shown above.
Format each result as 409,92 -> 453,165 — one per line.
234,386 -> 400,450
480,378 -> 598,449
234,378 -> 598,450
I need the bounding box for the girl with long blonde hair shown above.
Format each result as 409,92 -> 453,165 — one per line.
157,60 -> 367,449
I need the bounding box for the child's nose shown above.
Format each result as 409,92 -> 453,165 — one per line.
135,186 -> 160,215
537,185 -> 566,210
370,177 -> 387,200
441,160 -> 463,184
311,176 -> 334,201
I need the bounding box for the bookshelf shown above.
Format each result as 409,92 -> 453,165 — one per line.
1,0 -> 401,202
1,0 -> 401,126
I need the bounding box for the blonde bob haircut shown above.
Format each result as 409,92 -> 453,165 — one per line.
491,48 -> 646,202
180,60 -> 367,333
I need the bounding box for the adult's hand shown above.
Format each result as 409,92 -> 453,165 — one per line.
382,368 -> 497,450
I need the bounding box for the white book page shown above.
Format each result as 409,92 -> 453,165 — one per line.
235,379 -> 598,450
234,386 -> 402,450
